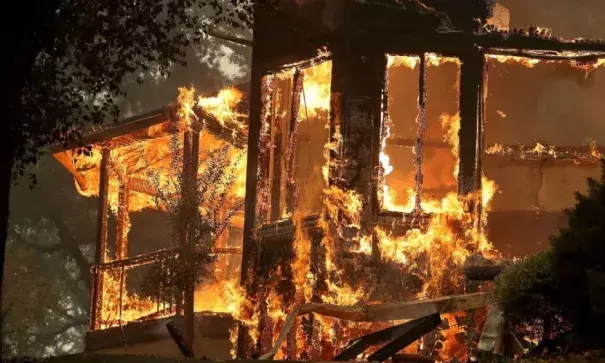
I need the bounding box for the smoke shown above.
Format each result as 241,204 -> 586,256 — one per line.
499,0 -> 605,38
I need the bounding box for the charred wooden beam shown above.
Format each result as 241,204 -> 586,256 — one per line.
484,144 -> 605,163
486,48 -> 605,62
51,107 -> 174,153
285,69 -> 304,215
97,246 -> 241,271
115,180 -> 130,260
387,138 -> 450,149
478,31 -> 605,54
414,54 -> 428,212
90,147 -> 111,331
366,314 -> 442,363
184,129 -> 201,349
238,39 -> 265,358
207,29 -> 253,47
300,292 -> 493,322
166,320 -> 195,358
333,319 -> 429,361
458,48 -> 485,197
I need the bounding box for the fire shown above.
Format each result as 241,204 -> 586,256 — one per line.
197,87 -> 246,128
178,87 -> 198,128
300,61 -> 332,118
63,84 -> 249,342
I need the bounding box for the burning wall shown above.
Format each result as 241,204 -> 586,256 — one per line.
484,58 -> 605,256
245,51 -> 498,362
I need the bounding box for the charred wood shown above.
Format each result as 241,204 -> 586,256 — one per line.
300,292 -> 492,322
166,320 -> 195,358
333,319 -> 432,361
366,314 -> 442,363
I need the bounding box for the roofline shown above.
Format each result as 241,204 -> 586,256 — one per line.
50,82 -> 251,153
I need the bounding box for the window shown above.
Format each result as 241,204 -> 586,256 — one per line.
263,60 -> 333,221
380,54 -> 460,214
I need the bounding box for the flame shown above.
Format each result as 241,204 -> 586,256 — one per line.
300,61 -> 333,118
197,87 -> 246,128
65,85 -> 249,345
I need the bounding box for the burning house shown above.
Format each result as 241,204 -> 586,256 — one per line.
53,0 -> 605,361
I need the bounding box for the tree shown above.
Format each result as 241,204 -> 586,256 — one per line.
550,159 -> 605,349
495,159 -> 605,353
0,0 -> 252,350
140,116 -> 245,348
2,157 -> 96,357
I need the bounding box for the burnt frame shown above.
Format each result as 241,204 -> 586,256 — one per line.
240,19 -> 605,355
76,110 -> 247,337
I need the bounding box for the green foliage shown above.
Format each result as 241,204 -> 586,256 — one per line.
495,250 -> 560,327
495,159 -> 605,347
2,158 -> 96,357
8,0 -> 253,179
550,159 -> 605,340
140,131 -> 244,303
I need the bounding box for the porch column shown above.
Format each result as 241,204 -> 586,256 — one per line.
90,147 -> 110,331
458,47 -> 486,223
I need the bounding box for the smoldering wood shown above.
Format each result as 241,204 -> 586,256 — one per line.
365,314 -> 442,363
333,319 -> 432,361
299,292 -> 493,322
166,320 -> 195,358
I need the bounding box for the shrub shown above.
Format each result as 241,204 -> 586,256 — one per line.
550,159 -> 605,343
495,250 -> 561,335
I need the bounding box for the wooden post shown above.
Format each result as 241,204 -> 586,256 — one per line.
238,26 -> 264,356
90,147 -> 110,331
285,69 -> 304,215
414,54 -> 428,212
183,129 -> 200,351
458,48 -> 486,202
115,180 -> 130,260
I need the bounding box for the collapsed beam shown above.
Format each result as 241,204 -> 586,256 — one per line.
299,292 -> 493,322
333,317 -> 437,361
366,314 -> 442,363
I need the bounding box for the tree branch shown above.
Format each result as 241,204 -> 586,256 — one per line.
36,318 -> 88,337
11,228 -> 65,253
47,213 -> 91,289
